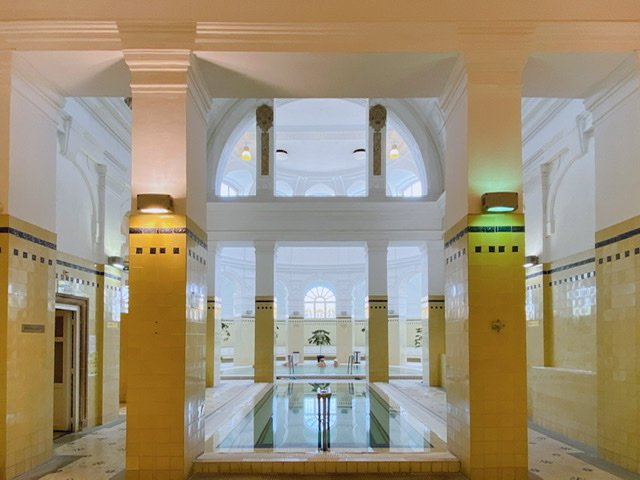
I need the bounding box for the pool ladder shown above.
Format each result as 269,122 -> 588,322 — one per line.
347,354 -> 356,375
316,388 -> 332,451
287,354 -> 295,377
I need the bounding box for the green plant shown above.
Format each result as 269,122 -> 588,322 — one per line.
307,329 -> 331,353
221,321 -> 231,342
414,327 -> 422,348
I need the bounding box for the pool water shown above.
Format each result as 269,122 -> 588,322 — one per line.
215,382 -> 433,452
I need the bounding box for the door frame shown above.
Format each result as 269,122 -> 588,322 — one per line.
55,294 -> 89,432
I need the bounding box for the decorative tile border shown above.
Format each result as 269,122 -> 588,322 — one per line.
129,226 -> 207,249
594,226 -> 640,249
526,257 -> 595,280
445,225 -> 525,248
0,226 -> 56,250
57,259 -> 121,281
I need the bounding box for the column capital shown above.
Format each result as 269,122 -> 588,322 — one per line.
254,239 -> 276,253
366,239 -> 388,252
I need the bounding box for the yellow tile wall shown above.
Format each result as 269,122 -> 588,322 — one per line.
0,215 -> 56,479
119,312 -> 129,404
445,214 -> 528,480
596,214 -> 640,472
101,265 -> 122,423
529,366 -> 596,446
126,214 -> 206,480
367,296 -> 389,382
547,252 -> 597,371
525,265 -> 544,367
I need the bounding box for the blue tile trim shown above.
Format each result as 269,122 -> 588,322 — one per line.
129,227 -> 207,249
526,257 -> 595,279
445,225 -> 525,248
595,227 -> 640,249
0,226 -> 56,250
56,260 -> 121,280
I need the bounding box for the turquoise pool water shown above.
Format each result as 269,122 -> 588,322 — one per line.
216,382 -> 433,452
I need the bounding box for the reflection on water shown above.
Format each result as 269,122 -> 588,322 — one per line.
216,382 -> 433,452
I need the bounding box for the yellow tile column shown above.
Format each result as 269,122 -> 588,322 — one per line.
441,41 -> 529,479
0,50 -> 60,479
367,240 -> 388,382
254,241 -> 275,383
425,295 -> 445,387
123,40 -> 209,480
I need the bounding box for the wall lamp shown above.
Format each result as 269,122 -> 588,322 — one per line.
107,256 -> 126,270
523,255 -> 539,268
137,193 -> 174,214
481,192 -> 518,213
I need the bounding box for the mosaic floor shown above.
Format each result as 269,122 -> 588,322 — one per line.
14,380 -> 640,480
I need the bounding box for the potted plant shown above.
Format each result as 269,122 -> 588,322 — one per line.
307,329 -> 331,354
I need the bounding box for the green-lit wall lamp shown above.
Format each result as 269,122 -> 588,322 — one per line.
137,193 -> 174,214
523,255 -> 539,268
107,256 -> 126,270
481,192 -> 518,213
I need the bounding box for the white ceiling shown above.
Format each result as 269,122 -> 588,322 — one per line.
16,50 -> 635,99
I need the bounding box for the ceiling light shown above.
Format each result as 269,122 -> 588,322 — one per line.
481,192 -> 518,213
241,146 -> 252,161
352,148 -> 366,161
107,256 -> 126,270
389,144 -> 400,159
137,193 -> 174,214
276,149 -> 288,161
523,255 -> 539,268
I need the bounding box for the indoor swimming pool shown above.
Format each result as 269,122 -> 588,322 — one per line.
212,382 -> 436,453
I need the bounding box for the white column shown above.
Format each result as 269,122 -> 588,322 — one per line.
367,240 -> 389,382
254,240 -> 275,382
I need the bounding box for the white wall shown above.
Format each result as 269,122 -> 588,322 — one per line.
55,97 -> 130,262
522,98 -> 595,262
586,60 -> 640,231
9,75 -> 59,230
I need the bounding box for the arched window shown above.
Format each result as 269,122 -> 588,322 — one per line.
216,116 -> 256,197
386,113 -> 427,197
304,286 -> 336,319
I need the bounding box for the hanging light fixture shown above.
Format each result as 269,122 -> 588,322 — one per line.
389,144 -> 400,159
276,149 -> 288,161
241,146 -> 252,161
352,148 -> 366,161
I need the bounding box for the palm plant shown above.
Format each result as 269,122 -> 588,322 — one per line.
307,329 -> 331,354
414,327 -> 423,348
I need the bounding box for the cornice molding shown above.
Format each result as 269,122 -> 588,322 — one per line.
11,54 -> 63,123
77,97 -> 131,154
0,21 -> 121,50
584,55 -> 640,125
522,98 -> 572,146
438,56 -> 466,121
187,56 -> 212,121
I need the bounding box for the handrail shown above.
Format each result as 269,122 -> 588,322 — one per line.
316,388 -> 332,451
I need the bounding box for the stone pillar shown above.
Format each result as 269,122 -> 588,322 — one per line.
440,45 -> 528,479
0,50 -> 60,479
367,240 -> 388,382
335,315 -> 353,363
254,240 -> 275,382
123,43 -> 209,480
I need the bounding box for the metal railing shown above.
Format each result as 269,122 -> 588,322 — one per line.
316,387 -> 332,451
287,354 -> 295,376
